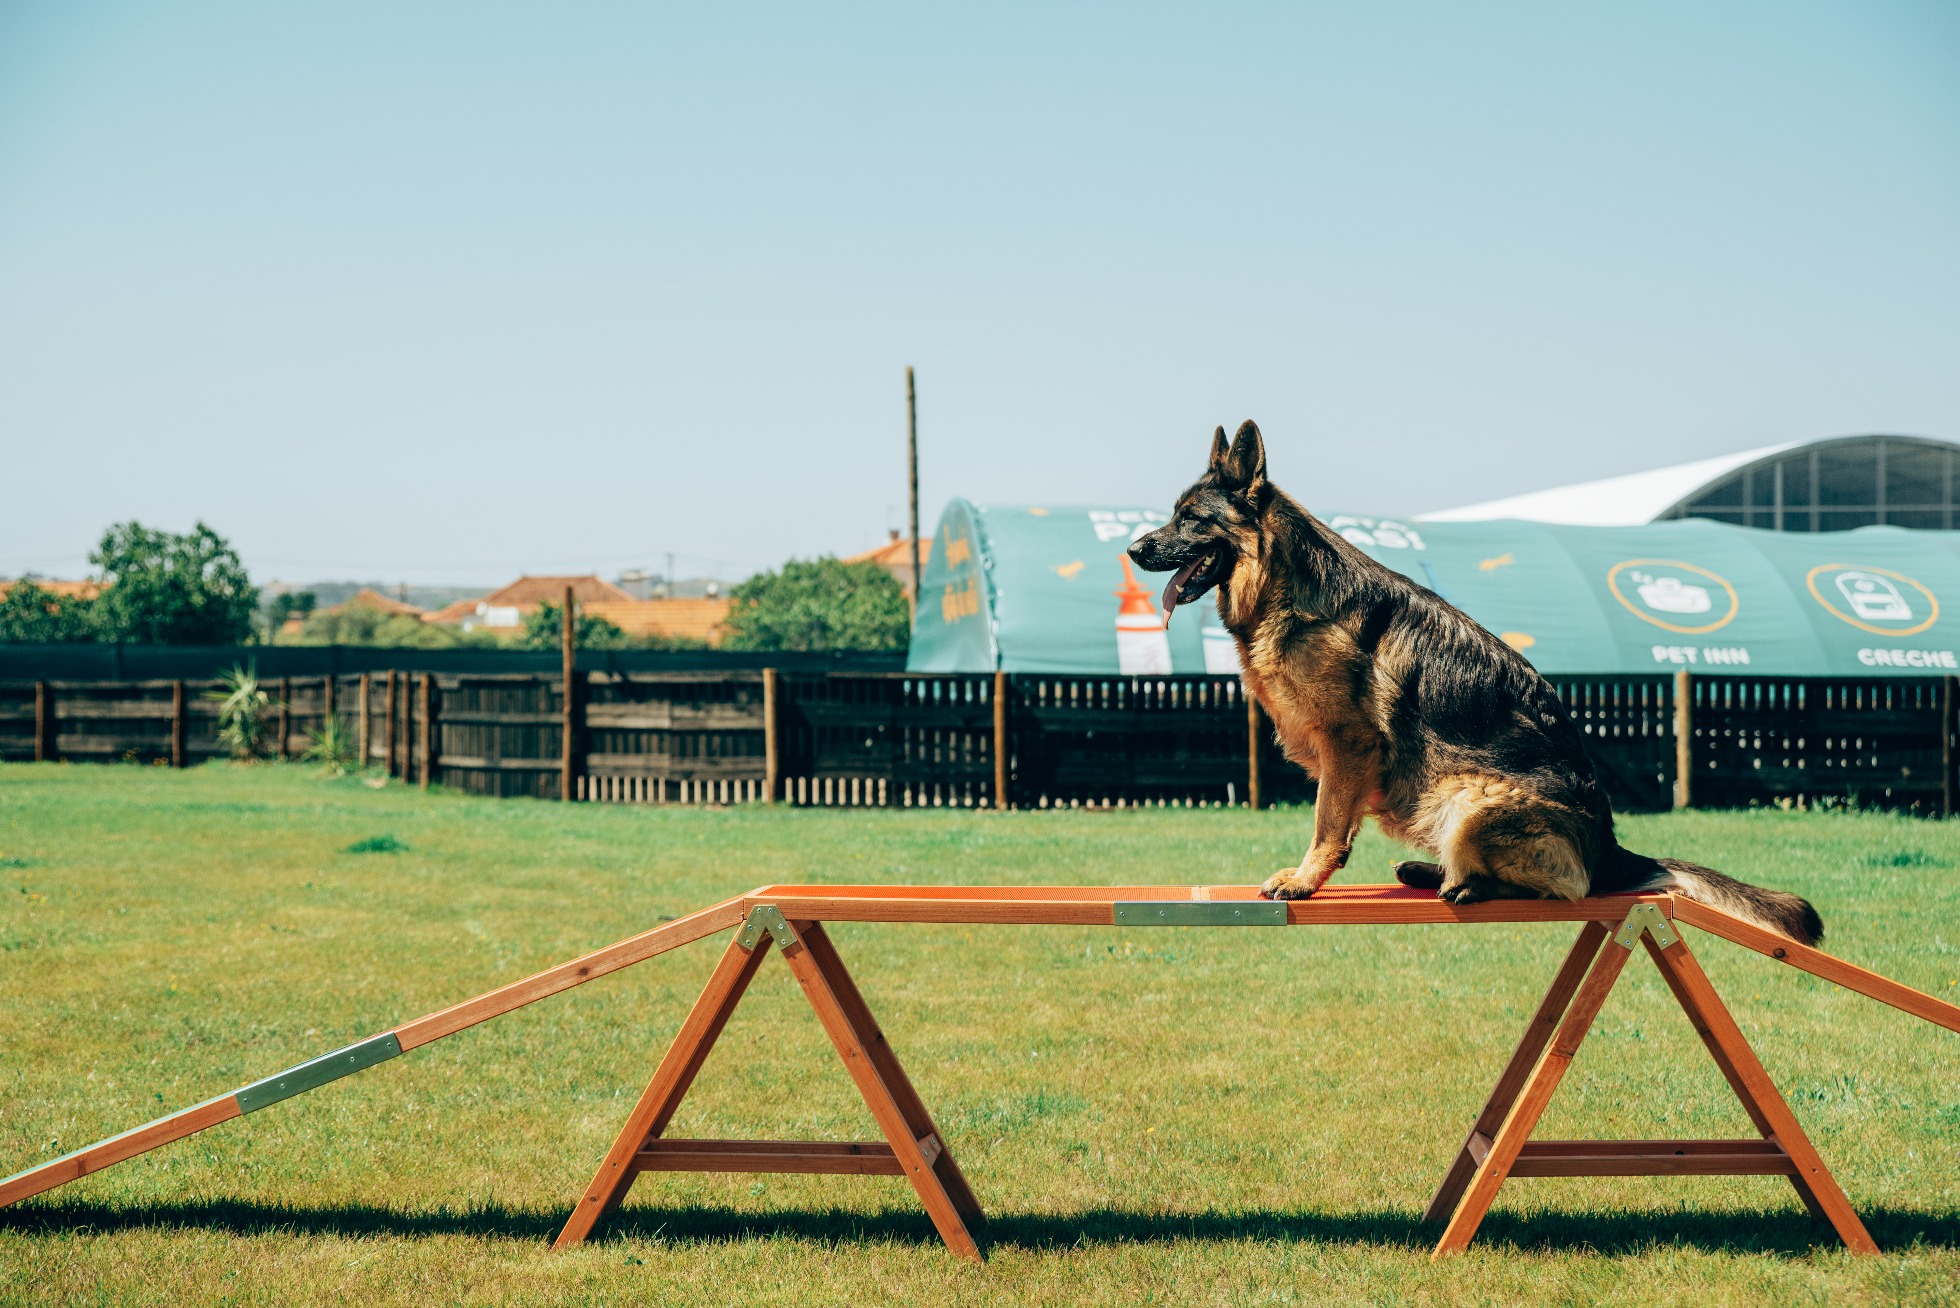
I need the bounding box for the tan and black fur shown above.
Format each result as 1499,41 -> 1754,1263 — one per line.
1128,421 -> 1823,943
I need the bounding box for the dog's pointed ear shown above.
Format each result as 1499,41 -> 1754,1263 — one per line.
1221,420 -> 1266,486
1207,425 -> 1230,471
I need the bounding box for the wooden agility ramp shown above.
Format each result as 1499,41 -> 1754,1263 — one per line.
4,883 -> 1956,1261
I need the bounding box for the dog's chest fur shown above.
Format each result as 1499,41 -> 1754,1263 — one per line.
1223,556 -> 1397,805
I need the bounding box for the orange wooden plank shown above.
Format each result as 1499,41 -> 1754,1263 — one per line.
1433,931 -> 1633,1257
1671,897 -> 1960,1035
395,895 -> 751,1051
776,922 -> 982,1261
797,923 -> 984,1226
751,888 -> 1670,928
1509,1142 -> 1798,1177
632,1139 -> 904,1175
1518,1138 -> 1786,1157
555,931 -> 772,1249
1648,932 -> 1878,1253
1424,921 -> 1610,1223
0,1095 -> 241,1209
1639,933 -> 1828,1221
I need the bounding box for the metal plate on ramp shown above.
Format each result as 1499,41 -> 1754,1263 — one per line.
1113,902 -> 1287,926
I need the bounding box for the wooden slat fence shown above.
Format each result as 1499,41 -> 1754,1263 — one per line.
5,670 -> 1957,815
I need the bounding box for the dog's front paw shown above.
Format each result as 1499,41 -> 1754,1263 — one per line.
1260,869 -> 1317,900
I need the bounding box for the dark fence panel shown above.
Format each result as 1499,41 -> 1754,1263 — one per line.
777,674 -> 996,808
1547,675 -> 1675,813
1014,674 -> 1257,808
6,667 -> 1956,816
0,644 -> 904,681
580,671 -> 768,803
1689,675 -> 1947,812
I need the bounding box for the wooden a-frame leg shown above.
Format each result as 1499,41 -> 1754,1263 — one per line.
797,923 -> 985,1227
1643,931 -> 1877,1253
1432,921 -> 1633,1258
554,932 -> 773,1250
778,920 -> 983,1261
1637,934 -> 1824,1223
1424,921 -> 1611,1224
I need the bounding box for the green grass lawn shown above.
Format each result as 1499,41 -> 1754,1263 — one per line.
2,764 -> 1957,1306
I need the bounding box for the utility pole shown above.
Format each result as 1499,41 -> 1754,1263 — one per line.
666,552 -> 676,598
906,366 -> 921,611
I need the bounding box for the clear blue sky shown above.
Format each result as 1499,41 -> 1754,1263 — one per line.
3,1 -> 1956,586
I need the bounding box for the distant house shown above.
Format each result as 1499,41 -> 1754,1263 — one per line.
583,597 -> 730,646
846,532 -> 932,595
424,574 -> 728,643
426,574 -> 631,631
329,588 -> 424,619
281,586 -> 424,637
0,579 -> 102,602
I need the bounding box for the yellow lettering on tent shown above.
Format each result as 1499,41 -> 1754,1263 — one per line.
944,533 -> 972,567
1053,561 -> 1085,578
941,576 -> 980,624
1480,553 -> 1515,572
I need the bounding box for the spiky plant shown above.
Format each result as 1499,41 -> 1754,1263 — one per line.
205,663 -> 275,760
301,716 -> 362,776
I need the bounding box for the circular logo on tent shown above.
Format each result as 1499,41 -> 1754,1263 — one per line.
1605,559 -> 1739,635
1805,564 -> 1939,637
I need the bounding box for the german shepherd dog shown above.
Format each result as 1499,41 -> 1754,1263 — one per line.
1128,421 -> 1823,943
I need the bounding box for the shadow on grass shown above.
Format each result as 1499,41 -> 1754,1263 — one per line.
5,1198 -> 1957,1257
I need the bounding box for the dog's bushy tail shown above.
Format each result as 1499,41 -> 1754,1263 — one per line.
1609,849 -> 1823,945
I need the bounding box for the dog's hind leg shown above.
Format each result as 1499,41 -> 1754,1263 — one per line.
1438,873 -> 1534,905
1394,861 -> 1444,889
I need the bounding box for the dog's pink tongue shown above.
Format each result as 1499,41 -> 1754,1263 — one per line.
1161,560 -> 1201,628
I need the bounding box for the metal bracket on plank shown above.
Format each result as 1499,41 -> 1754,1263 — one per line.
1113,901 -> 1287,927
1613,902 -> 1679,950
235,1032 -> 403,1114
735,904 -> 799,951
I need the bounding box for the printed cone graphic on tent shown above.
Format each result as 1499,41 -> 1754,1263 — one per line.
1114,554 -> 1173,674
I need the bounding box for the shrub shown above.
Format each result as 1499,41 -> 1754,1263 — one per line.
721,557 -> 909,652
206,663 -> 277,759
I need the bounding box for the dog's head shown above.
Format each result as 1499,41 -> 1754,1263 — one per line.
1127,420 -> 1268,627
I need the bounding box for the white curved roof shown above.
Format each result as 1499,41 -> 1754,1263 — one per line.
1419,442 -> 1799,526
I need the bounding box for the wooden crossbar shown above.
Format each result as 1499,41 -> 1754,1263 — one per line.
1506,1140 -> 1797,1177
632,1139 -> 915,1175
4,883 -> 1955,1263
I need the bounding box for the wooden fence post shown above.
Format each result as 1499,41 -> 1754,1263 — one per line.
419,674 -> 435,789
35,681 -> 51,762
277,677 -> 292,759
1247,694 -> 1263,811
399,673 -> 410,780
762,667 -> 780,804
170,680 -> 186,769
993,670 -> 1010,811
358,673 -> 372,769
385,671 -> 399,777
1673,668 -> 1693,811
561,586 -> 577,803
1944,676 -> 1955,820
322,675 -> 336,744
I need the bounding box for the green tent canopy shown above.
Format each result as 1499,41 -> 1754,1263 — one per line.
907,500 -> 1960,677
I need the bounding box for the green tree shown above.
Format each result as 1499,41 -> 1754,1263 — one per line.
523,601 -> 631,650
721,557 -> 910,652
0,581 -> 100,643
90,522 -> 258,645
280,607 -> 500,649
